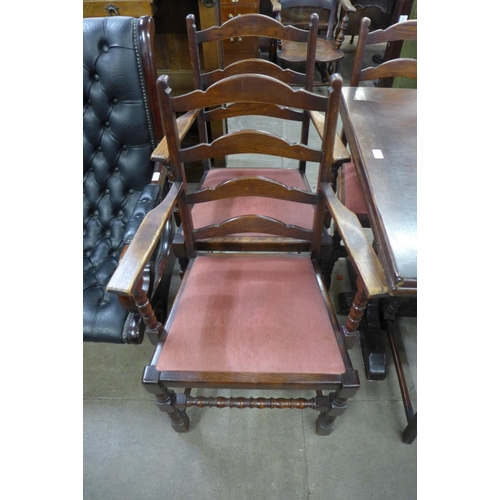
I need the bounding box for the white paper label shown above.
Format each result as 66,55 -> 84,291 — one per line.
372,149 -> 384,159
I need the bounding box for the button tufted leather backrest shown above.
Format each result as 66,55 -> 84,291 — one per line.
83,16 -> 161,343
83,15 -> 158,260
83,16 -> 156,260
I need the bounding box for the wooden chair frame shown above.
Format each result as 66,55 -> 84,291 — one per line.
151,14 -> 350,288
107,73 -> 360,435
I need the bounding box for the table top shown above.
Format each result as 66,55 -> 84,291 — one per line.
340,86 -> 417,295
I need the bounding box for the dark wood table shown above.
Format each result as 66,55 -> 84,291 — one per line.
339,86 -> 417,442
341,86 -> 416,296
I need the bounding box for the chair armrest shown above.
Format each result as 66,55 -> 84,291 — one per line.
269,0 -> 281,13
123,183 -> 162,245
151,109 -> 200,164
322,182 -> 388,297
339,0 -> 356,13
309,110 -> 350,165
107,182 -> 184,297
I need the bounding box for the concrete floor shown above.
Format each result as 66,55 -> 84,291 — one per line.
83,37 -> 417,499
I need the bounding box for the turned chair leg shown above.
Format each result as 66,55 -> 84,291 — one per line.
315,373 -> 358,435
143,365 -> 190,433
341,276 -> 369,349
316,392 -> 347,435
156,390 -> 190,433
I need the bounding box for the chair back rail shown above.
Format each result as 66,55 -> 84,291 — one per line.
171,74 -> 328,113
366,20 -> 417,44
205,102 -> 305,122
187,12 -> 317,91
156,73 -> 341,259
193,12 -> 314,43
193,215 -> 315,241
360,58 -> 417,82
350,17 -> 417,86
200,59 -> 308,87
187,12 -> 319,171
180,130 -> 324,164
186,176 -> 317,205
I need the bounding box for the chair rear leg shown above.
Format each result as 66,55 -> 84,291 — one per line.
269,38 -> 277,63
319,236 -> 335,290
172,229 -> 189,278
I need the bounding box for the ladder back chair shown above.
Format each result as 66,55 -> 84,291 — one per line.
186,12 -> 319,172
107,73 -> 359,435
151,13 -> 351,288
83,15 -> 175,344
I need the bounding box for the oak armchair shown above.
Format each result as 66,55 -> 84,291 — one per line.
107,73 -> 359,435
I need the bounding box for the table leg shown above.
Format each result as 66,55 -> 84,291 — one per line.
358,298 -> 387,381
402,412 -> 417,444
384,299 -> 416,444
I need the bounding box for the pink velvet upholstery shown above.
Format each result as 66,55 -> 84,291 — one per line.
157,255 -> 345,375
341,161 -> 368,215
191,168 -> 314,230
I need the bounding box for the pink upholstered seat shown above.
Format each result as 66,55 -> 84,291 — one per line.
191,168 -> 315,231
341,161 -> 368,216
157,255 -> 345,376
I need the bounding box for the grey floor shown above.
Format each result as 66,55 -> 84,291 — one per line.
83,38 -> 417,499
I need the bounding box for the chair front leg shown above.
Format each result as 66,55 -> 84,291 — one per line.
143,365 -> 190,433
342,276 -> 369,349
315,371 -> 358,435
315,392 -> 347,435
132,280 -> 165,343
156,391 -> 190,433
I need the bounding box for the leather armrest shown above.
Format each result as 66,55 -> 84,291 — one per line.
322,182 -> 388,298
